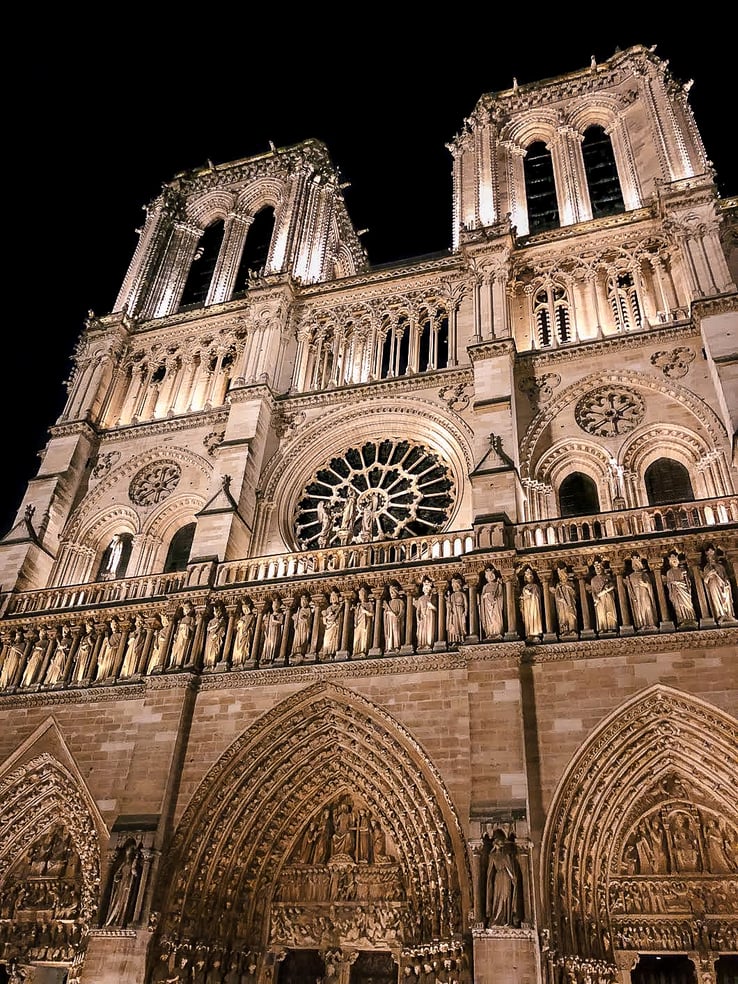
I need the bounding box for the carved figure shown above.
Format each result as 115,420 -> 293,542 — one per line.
261,597 -> 284,663
1,631 -> 26,688
21,627 -> 48,687
231,600 -> 256,665
317,500 -> 334,549
551,565 -> 578,635
169,603 -> 196,668
104,841 -> 141,927
446,576 -> 468,645
101,533 -> 125,579
320,590 -> 342,659
383,583 -> 405,651
626,552 -> 658,630
45,624 -> 73,685
665,551 -> 697,626
73,620 -> 97,682
120,615 -> 146,678
480,566 -> 504,640
588,558 -> 618,633
701,543 -> 736,623
147,613 -> 169,673
291,594 -> 313,658
485,829 -> 524,927
95,618 -> 122,681
203,605 -> 227,668
339,488 -> 358,535
519,566 -> 543,639
352,586 -> 374,657
414,577 -> 437,649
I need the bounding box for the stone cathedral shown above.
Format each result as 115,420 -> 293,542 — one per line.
0,43 -> 736,984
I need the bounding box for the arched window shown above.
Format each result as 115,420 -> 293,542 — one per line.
179,220 -> 225,309
533,284 -> 572,347
234,206 -> 276,293
582,125 -> 625,218
164,523 -> 196,573
380,316 -> 411,378
559,473 -> 600,517
524,141 -> 559,233
608,271 -> 643,331
97,533 -> 133,580
645,458 -> 694,505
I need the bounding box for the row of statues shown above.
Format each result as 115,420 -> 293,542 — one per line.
1,544 -> 735,690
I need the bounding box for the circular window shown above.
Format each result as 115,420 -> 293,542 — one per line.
295,439 -> 454,550
129,460 -> 181,507
575,386 -> 645,437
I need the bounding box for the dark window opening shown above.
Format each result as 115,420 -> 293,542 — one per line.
645,458 -> 694,506
631,954 -> 697,984
559,472 -> 600,517
179,220 -> 225,310
234,206 -> 276,294
582,124 -> 625,218
164,523 -> 196,573
524,140 -> 559,232
96,532 -> 133,580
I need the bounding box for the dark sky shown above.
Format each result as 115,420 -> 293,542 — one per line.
4,23 -> 735,538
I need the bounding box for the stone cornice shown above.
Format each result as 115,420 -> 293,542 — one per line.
48,420 -> 98,442
96,408 -> 229,445
468,338 -> 517,363
297,252 -> 462,301
693,292 -> 738,320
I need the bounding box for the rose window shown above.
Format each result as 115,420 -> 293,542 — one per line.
295,439 -> 455,550
129,460 -> 182,506
575,386 -> 645,437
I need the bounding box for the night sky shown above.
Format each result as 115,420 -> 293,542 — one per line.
4,21 -> 735,538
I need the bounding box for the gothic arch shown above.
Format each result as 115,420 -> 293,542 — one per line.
567,95 -> 621,132
185,190 -> 238,227
151,681 -> 470,966
501,111 -> 560,149
236,177 -> 285,215
541,686 -> 738,963
519,369 -> 729,479
621,423 -> 728,498
256,400 -> 474,552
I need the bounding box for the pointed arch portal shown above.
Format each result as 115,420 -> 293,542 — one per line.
151,682 -> 470,976
541,686 -> 738,973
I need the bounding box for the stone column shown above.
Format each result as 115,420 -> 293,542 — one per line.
503,574 -> 519,641
466,575 -> 480,642
616,573 -> 634,636
369,588 -> 384,657
336,592 -> 353,660
540,569 -> 557,642
434,578 -> 448,650
277,595 -> 294,666
402,584 -> 416,654
577,569 -> 595,638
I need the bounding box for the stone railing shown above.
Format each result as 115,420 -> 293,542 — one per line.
515,496 -> 738,550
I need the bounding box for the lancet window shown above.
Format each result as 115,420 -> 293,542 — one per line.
582,124 -> 625,218
179,220 -> 225,310
524,141 -> 559,233
533,283 -> 573,348
645,458 -> 695,506
233,206 -> 277,294
608,271 -> 643,332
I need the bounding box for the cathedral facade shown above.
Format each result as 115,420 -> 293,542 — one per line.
0,44 -> 736,984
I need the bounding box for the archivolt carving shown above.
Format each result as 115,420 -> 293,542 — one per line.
184,189 -> 237,226
541,686 -> 738,961
621,424 -> 712,475
0,753 -> 101,923
534,439 -> 614,488
520,370 -> 728,477
152,682 -> 469,962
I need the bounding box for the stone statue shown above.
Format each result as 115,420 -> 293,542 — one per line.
231,600 -> 256,665
169,602 -> 196,668
701,543 -> 736,623
261,597 -> 284,664
665,551 -> 697,627
551,565 -> 578,636
446,576 -> 468,646
203,604 -> 227,668
120,615 -> 146,678
101,533 -> 125,579
21,627 -> 48,687
485,829 -> 524,928
588,558 -> 618,633
625,552 -> 658,630
45,624 -> 73,685
291,594 -> 314,658
480,566 -> 504,640
352,586 -> 374,657
316,499 -> 334,549
414,577 -> 437,649
95,618 -> 122,681
383,583 -> 404,652
320,590 -> 343,659
73,620 -> 97,683
519,566 -> 543,640
104,841 -> 141,927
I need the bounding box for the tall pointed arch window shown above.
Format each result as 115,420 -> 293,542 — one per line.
645,458 -> 694,505
533,284 -> 572,348
524,141 -> 559,233
608,272 -> 643,332
164,523 -> 196,573
234,206 -> 277,294
179,220 -> 225,310
559,473 -> 600,517
417,308 -> 449,372
582,125 -> 625,218
381,315 -> 411,378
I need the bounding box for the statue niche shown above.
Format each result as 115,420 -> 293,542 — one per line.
270,795 -> 408,950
